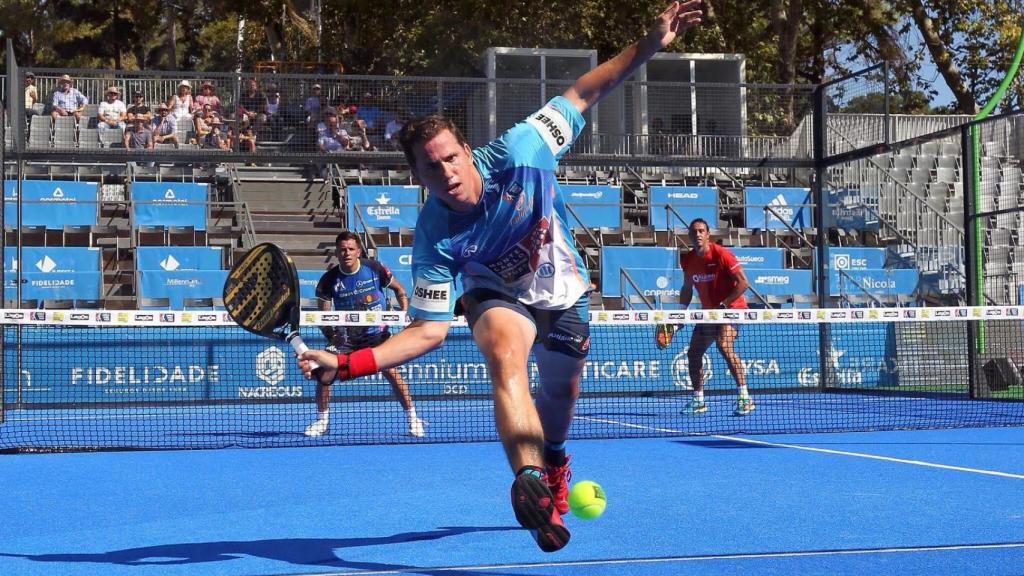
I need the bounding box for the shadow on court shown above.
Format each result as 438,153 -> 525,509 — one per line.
0,526 -> 529,576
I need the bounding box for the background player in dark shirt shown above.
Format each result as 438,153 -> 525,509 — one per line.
304,231 -> 424,437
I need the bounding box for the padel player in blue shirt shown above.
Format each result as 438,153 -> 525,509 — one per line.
304,231 -> 425,438
299,0 -> 703,552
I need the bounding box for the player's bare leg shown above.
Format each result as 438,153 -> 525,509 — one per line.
683,325 -> 716,414
534,345 -> 583,514
383,368 -> 424,437
717,325 -> 754,414
472,306 -> 542,471
473,306 -> 569,552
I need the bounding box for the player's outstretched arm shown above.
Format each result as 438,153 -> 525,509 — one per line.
562,0 -> 702,114
297,318 -> 450,383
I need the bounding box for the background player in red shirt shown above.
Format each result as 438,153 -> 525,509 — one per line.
662,218 -> 755,416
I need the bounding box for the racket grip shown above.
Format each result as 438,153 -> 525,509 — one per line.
287,332 -> 323,377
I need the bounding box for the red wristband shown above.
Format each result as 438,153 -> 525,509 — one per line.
336,347 -> 379,380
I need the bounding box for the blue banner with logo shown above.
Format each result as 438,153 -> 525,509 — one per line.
3,247 -> 101,300
601,246 -> 678,297
3,321 -> 897,405
562,184 -> 622,229
376,247 -> 413,272
138,270 -> 228,308
731,248 -> 785,269
619,267 -> 684,306
744,187 -> 811,229
298,270 -> 324,300
375,247 -> 414,296
4,271 -> 102,301
4,180 -> 98,228
829,187 -> 880,231
829,268 -> 918,297
132,182 -> 208,230
136,247 -> 223,271
649,186 -> 717,230
817,247 -> 886,272
747,268 -> 813,297
4,247 -> 100,274
347,185 -> 420,231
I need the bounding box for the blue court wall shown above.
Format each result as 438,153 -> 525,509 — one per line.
3,322 -> 897,404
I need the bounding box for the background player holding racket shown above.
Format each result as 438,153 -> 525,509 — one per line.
304,231 -> 425,438
659,218 -> 755,416
298,1 -> 703,552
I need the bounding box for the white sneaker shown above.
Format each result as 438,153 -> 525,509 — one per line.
304,418 -> 329,437
408,416 -> 426,438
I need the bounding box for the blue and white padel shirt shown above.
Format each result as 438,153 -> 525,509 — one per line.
316,258 -> 393,343
409,96 -> 590,321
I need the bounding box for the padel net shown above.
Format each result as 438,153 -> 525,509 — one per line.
1,306 -> 1022,452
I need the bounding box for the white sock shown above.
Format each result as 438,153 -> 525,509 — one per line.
738,386 -> 749,400
694,390 -> 704,403
406,407 -> 419,421
317,410 -> 330,423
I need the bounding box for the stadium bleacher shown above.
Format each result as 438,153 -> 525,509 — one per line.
2,68 -> 1021,311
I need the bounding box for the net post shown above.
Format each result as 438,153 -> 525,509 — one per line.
811,71 -> 833,391
960,125 -> 981,397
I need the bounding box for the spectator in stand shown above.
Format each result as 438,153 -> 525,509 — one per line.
193,103 -> 217,142
126,91 -> 152,123
24,71 -> 39,119
193,81 -> 223,116
236,78 -> 265,127
50,74 -> 88,120
237,125 -> 256,153
202,117 -> 229,150
166,80 -> 194,120
347,117 -> 376,151
96,86 -> 127,133
305,84 -> 324,125
150,103 -> 179,147
339,103 -> 358,132
123,116 -> 153,150
262,84 -> 284,141
383,112 -> 405,151
316,107 -> 348,152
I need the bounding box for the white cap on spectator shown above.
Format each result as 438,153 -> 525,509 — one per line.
107,86 -> 120,95
313,84 -> 322,89
179,80 -> 191,88
60,74 -> 72,83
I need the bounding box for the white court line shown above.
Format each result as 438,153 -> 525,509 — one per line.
579,416 -> 1024,480
277,541 -> 1024,575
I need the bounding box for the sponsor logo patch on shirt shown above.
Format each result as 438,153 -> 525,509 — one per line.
526,105 -> 571,155
411,278 -> 451,313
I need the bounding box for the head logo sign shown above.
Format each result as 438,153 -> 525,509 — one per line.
255,347 -> 286,385
670,350 -> 712,389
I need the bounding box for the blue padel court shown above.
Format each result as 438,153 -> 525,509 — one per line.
3,425 -> 1023,576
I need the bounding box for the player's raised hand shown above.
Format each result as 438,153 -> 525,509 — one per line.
649,1 -> 703,50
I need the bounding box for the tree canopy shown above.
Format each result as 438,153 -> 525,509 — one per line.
2,0 -> 1020,113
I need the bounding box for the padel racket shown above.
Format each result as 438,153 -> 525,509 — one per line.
223,242 -> 322,376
